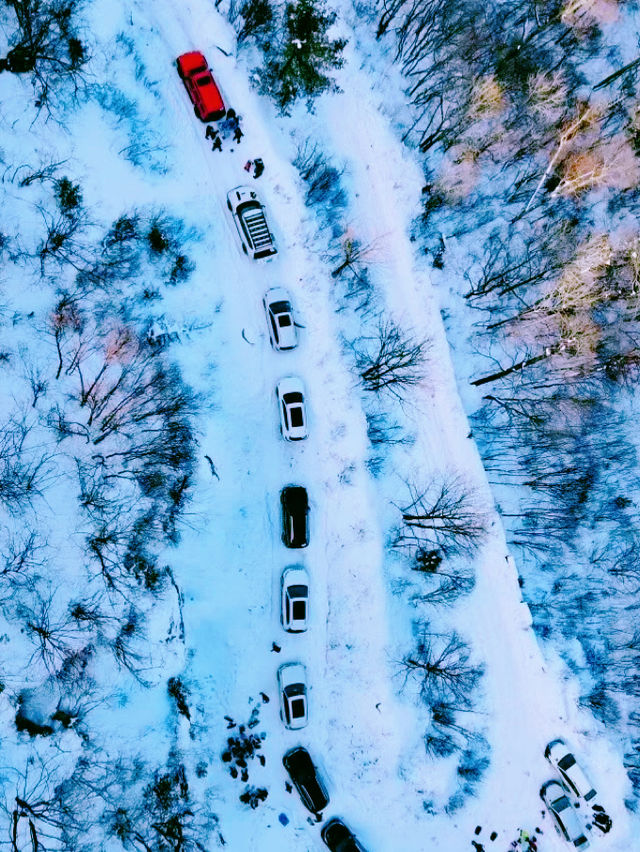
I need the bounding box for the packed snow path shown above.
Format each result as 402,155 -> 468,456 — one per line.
119,0 -> 636,849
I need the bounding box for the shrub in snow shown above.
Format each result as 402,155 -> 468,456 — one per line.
424,730 -> 458,759
167,676 -> 191,721
411,558 -> 475,607
365,410 -> 411,448
105,754 -> 222,850
293,139 -> 347,227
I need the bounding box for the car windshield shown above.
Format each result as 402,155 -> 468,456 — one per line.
271,300 -> 290,314
558,754 -> 576,770
283,392 -> 303,404
289,585 -> 307,598
285,488 -> 308,509
290,407 -> 304,428
290,698 -> 306,718
292,600 -> 306,620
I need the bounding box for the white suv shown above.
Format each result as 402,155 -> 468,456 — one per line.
276,377 -> 307,441
278,663 -> 308,729
281,566 -> 309,632
226,186 -> 277,260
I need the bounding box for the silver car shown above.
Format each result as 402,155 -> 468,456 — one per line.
545,739 -> 596,802
541,780 -> 590,849
263,288 -> 297,351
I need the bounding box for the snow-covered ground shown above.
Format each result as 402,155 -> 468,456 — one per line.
0,0 -> 637,848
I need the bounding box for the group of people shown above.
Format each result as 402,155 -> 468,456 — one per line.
204,107 -> 266,179
205,107 -> 244,152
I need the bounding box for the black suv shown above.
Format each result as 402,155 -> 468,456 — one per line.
282,747 -> 329,814
321,818 -> 367,852
281,486 -> 309,548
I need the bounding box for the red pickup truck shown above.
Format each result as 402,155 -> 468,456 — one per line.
176,51 -> 226,122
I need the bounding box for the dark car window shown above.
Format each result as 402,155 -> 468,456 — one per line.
558,754 -> 576,771
291,698 -> 306,718
279,314 -> 292,327
290,406 -> 304,428
292,600 -> 306,620
283,392 -> 303,404
197,77 -> 213,87
289,585 -> 307,598
282,403 -> 289,427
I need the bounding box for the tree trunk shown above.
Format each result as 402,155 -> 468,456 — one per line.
471,350 -> 552,387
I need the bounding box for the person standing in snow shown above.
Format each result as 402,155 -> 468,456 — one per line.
212,136 -> 222,152
205,125 -> 217,141
233,125 -> 244,144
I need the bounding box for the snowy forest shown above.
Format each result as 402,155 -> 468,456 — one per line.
0,0 -> 639,850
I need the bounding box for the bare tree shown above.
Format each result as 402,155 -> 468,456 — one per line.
0,0 -> 88,111
396,475 -> 488,556
0,418 -> 56,514
0,528 -> 44,585
18,591 -> 80,676
401,624 -> 484,707
330,230 -> 384,280
354,319 -> 428,397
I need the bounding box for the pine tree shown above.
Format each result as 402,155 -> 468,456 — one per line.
262,0 -> 347,111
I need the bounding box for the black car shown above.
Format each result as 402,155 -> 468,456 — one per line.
321,818 -> 367,852
281,485 -> 309,548
282,747 -> 329,814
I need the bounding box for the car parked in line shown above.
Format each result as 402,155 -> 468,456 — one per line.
282,746 -> 329,814
277,662 -> 308,729
545,739 -> 597,802
276,377 -> 307,441
281,485 -> 309,548
281,566 -> 309,632
176,51 -> 225,122
321,818 -> 368,852
541,780 -> 590,849
263,288 -> 298,351
226,186 -> 277,260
